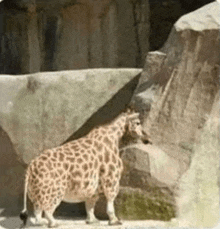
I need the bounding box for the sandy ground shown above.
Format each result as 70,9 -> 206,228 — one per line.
0,217 -> 170,229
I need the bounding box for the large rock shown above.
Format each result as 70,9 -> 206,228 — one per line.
175,92 -> 219,227
0,0 -> 149,74
132,1 -> 220,175
120,144 -> 182,189
0,68 -> 141,163
0,68 -> 141,215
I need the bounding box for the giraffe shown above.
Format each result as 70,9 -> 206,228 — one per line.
19,109 -> 145,228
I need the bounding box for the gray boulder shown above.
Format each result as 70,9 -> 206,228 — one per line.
175,93 -> 219,227
131,1 -> 220,176
120,144 -> 182,189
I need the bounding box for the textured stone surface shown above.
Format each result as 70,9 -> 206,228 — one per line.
131,51 -> 167,120
0,68 -> 141,164
132,1 -> 220,175
96,186 -> 175,221
120,144 -> 182,189
0,127 -> 26,216
0,0 -> 149,74
176,93 -> 219,227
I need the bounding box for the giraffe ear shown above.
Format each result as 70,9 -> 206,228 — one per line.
127,112 -> 140,120
125,105 -> 135,114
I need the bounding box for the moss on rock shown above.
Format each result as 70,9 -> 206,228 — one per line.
115,187 -> 175,221
96,186 -> 175,221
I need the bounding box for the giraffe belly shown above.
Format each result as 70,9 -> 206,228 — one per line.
63,179 -> 99,203
63,194 -> 84,203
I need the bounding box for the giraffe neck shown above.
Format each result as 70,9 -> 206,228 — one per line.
86,113 -> 127,143
99,113 -> 127,139
111,114 -> 127,139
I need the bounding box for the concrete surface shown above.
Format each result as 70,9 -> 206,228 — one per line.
0,217 -> 168,229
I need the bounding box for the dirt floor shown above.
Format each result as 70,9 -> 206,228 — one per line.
0,217 -> 169,229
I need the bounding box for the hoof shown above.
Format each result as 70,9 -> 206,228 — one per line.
86,218 -> 100,225
34,218 -> 48,226
49,222 -> 59,228
109,220 -> 122,226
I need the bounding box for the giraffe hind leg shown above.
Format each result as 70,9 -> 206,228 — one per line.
85,194 -> 100,225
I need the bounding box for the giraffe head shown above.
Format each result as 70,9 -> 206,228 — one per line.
124,111 -> 143,138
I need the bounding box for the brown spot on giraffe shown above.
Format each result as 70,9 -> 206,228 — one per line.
67,157 -> 75,163
85,139 -> 92,145
112,154 -> 117,164
82,163 -> 88,171
69,164 -> 74,172
81,143 -> 89,149
77,158 -> 83,164
94,141 -> 103,152
98,155 -> 103,162
103,137 -> 113,149
63,163 -> 69,170
82,154 -> 89,161
104,149 -> 110,163
59,153 -> 65,161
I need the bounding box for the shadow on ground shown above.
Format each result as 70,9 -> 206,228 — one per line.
0,216 -> 24,229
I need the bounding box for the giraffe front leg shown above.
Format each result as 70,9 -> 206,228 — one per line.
44,210 -> 59,228
85,195 -> 100,225
44,199 -> 62,228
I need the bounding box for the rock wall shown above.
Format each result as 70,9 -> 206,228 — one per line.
149,0 -> 214,51
175,92 -> 219,227
0,0 -> 149,74
132,1 -> 220,176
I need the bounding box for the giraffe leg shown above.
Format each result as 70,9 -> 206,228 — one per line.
44,209 -> 59,228
85,195 -> 100,225
33,206 -> 48,226
106,199 -> 122,225
102,179 -> 122,225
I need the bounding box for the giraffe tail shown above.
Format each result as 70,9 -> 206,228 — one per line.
19,169 -> 29,228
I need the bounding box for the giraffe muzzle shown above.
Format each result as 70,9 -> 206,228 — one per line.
141,130 -> 152,144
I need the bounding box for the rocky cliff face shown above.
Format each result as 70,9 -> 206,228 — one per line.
0,0 -> 149,74
132,0 -> 220,175
176,93 -> 219,227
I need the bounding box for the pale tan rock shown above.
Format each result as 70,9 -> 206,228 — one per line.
132,1 -> 220,176
120,143 -> 181,188
0,68 -> 141,164
176,93 -> 219,227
